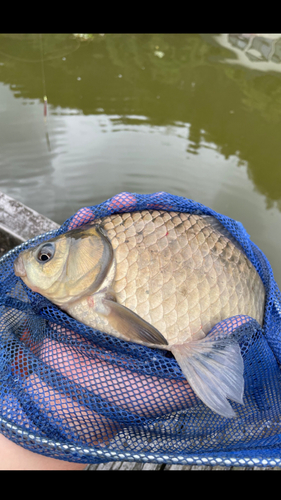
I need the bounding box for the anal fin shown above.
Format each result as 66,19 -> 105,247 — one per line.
171,338 -> 244,418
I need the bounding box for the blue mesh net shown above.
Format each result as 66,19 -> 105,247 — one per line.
1,192 -> 281,468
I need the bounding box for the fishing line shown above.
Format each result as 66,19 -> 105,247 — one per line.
0,36 -> 81,63
39,34 -> 51,151
0,34 -> 82,152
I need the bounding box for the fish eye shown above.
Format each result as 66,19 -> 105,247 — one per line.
36,243 -> 55,263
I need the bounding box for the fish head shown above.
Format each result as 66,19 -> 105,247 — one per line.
13,224 -> 113,306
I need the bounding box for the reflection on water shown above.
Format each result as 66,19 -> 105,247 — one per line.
214,34 -> 281,70
0,33 -> 281,284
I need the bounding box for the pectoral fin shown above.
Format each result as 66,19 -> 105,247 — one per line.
98,298 -> 168,346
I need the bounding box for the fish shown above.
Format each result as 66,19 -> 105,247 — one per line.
13,210 -> 265,418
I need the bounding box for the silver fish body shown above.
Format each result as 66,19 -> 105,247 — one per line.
91,210 -> 264,340
14,210 -> 265,418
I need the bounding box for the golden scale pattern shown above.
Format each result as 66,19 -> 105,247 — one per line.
98,210 -> 264,344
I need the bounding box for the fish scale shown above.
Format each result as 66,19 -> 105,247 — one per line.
95,210 -> 264,344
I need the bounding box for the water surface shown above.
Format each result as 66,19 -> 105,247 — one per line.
0,33 -> 281,284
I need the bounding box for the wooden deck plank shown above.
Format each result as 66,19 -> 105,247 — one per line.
86,461 -> 281,471
0,190 -> 59,257
85,462 -> 250,471
86,461 -> 164,470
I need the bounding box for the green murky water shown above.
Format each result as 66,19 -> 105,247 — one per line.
0,33 -> 281,284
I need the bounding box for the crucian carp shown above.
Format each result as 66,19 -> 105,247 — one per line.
14,210 -> 265,418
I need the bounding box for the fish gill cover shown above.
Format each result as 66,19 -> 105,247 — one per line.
0,192 -> 281,468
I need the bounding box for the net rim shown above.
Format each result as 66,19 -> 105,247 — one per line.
1,415 -> 280,468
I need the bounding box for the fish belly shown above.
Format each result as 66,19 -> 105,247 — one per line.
99,210 -> 265,345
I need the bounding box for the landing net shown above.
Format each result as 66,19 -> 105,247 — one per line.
0,192 -> 281,468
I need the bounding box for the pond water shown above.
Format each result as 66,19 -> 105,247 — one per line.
0,33 -> 281,285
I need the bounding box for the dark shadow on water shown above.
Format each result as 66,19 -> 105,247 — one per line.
1,34 -> 281,210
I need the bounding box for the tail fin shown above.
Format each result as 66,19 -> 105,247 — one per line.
171,338 -> 244,418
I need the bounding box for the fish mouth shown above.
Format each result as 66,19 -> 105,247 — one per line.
14,255 -> 27,277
